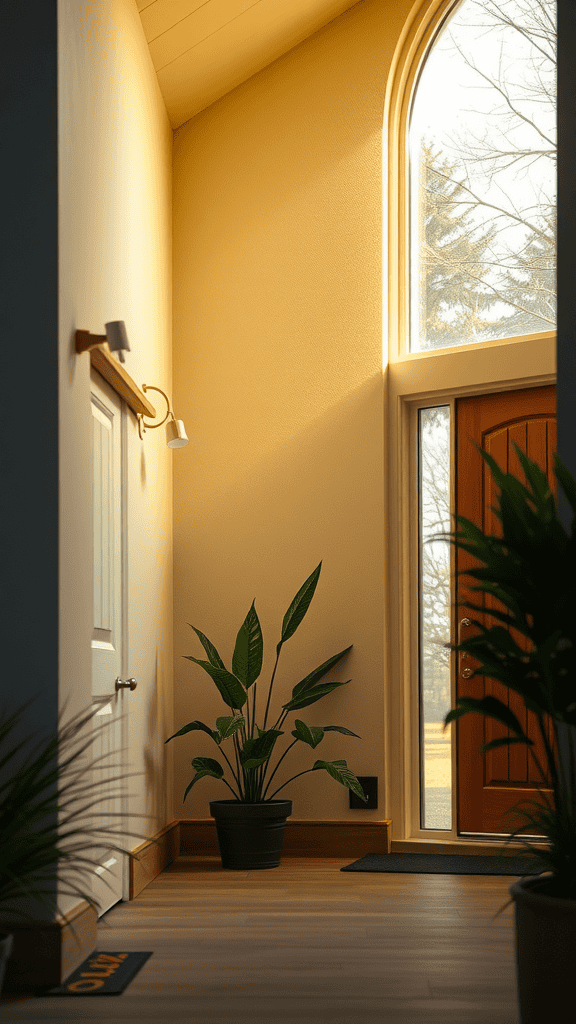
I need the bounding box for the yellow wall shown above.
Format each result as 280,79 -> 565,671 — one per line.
58,0 -> 174,876
172,0 -> 413,819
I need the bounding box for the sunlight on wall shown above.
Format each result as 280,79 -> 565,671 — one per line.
172,0 -> 412,821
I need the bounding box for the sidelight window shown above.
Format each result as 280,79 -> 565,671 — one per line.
418,406 -> 452,830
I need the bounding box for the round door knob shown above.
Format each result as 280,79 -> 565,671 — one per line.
115,677 -> 137,692
461,667 -> 473,679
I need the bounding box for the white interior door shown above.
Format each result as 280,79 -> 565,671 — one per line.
90,369 -> 128,915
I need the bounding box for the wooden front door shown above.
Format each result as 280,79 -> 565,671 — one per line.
455,385 -> 557,835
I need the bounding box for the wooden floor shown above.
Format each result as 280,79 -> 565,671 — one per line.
2,856 -> 520,1023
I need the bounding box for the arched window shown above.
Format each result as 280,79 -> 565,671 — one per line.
385,0 -> 557,843
409,0 -> 556,352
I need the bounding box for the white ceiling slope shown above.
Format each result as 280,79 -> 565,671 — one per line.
137,0 -> 363,128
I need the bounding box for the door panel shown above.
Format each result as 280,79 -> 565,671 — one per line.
455,385 -> 556,835
90,370 -> 126,913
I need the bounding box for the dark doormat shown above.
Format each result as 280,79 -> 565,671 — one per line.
341,852 -> 541,875
46,951 -> 153,995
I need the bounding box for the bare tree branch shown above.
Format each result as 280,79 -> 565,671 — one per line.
424,166 -> 554,245
413,0 -> 556,349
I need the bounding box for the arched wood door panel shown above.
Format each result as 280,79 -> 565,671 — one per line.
455,385 -> 556,835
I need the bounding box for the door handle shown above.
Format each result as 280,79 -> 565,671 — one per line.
115,677 -> 137,692
458,617 -> 474,679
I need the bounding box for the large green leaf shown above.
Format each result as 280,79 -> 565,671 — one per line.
215,716 -> 245,741
453,635 -> 548,714
165,720 -> 218,744
0,701 -> 157,917
240,729 -> 283,769
514,444 -> 554,510
232,601 -> 263,689
184,657 -> 247,709
555,454 -> 576,521
312,759 -> 367,802
323,725 -> 361,738
291,720 -> 325,749
444,695 -> 529,740
477,444 -> 537,526
283,680 -> 349,712
277,563 -> 322,654
454,602 -> 525,636
458,624 -> 525,659
476,443 -> 507,494
183,757 -> 224,800
291,646 -> 353,699
188,625 -> 226,669
290,721 -> 361,749
439,444 -> 576,859
481,735 -> 534,756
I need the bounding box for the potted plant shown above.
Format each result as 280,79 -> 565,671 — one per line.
166,562 -> 367,869
0,699 -> 146,994
442,444 -> 576,1023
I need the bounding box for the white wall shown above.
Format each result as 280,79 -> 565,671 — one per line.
58,0 -> 174,896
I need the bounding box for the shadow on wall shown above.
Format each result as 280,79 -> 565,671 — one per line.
141,650 -> 171,837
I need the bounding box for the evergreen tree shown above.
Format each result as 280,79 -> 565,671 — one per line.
495,208 -> 556,336
417,141 -> 499,349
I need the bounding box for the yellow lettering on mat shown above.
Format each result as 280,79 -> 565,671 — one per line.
67,979 -> 105,992
65,951 -> 131,991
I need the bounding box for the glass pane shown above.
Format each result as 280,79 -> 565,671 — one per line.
409,0 -> 556,352
419,407 -> 451,830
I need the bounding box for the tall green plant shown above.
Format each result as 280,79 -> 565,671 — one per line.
167,563 -> 367,805
441,444 -> 576,897
0,700 -> 146,920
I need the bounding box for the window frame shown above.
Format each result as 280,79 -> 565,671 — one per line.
383,0 -> 557,844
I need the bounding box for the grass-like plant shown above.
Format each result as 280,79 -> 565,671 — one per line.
166,563 -> 367,805
442,444 -> 576,898
0,699 -> 145,921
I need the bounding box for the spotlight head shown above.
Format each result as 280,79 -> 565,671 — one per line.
105,321 -> 130,363
166,418 -> 188,448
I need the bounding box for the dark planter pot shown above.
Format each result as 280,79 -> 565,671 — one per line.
510,874 -> 576,1023
209,800 -> 292,870
0,932 -> 13,996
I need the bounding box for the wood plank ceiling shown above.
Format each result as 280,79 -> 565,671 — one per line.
137,0 -> 362,128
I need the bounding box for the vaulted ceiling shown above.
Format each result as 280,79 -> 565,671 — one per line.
137,0 -> 362,128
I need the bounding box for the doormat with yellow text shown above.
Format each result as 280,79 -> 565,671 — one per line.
46,951 -> 153,995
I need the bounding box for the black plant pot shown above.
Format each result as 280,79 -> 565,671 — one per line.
209,800 -> 292,870
510,874 -> 576,1023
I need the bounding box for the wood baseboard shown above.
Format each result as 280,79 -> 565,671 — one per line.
129,820 -> 181,900
179,819 -> 392,857
3,900 -> 97,993
2,820 -> 181,992
3,816 -> 392,992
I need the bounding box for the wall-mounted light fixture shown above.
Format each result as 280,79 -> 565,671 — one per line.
76,323 -> 156,421
138,385 -> 188,449
76,321 -> 130,362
